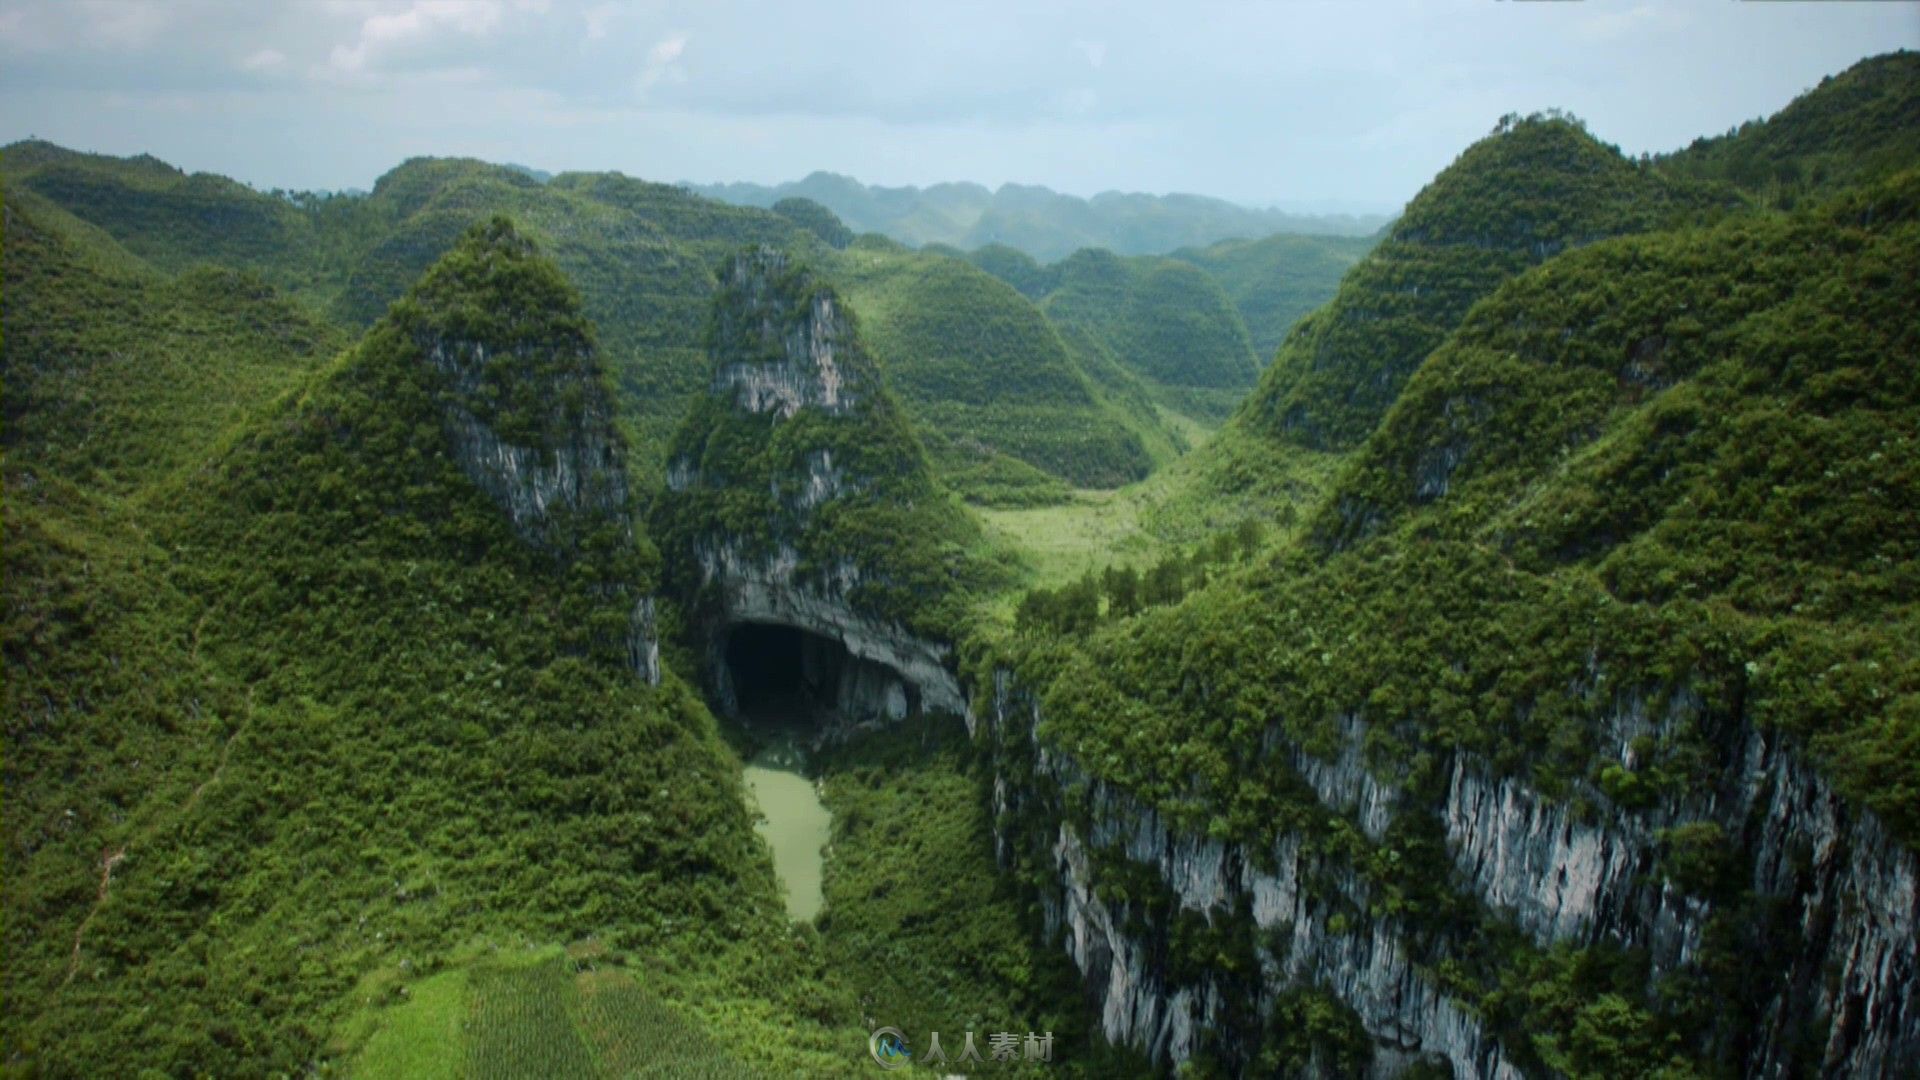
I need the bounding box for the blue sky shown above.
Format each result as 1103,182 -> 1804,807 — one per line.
1,1 -> 1914,213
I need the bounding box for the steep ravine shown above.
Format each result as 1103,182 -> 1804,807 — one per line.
655,242 -> 1916,1077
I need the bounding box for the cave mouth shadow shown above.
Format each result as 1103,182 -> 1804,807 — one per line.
724,622 -> 830,722
718,621 -> 917,731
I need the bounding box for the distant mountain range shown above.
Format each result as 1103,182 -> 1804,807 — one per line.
686,172 -> 1390,261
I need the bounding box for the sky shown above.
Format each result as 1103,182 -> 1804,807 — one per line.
0,1 -> 1914,215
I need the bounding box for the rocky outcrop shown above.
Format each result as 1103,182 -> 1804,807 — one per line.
657,246 -> 975,726
407,219 -> 662,685
696,537 -> 965,725
979,668 -> 1919,1077
426,339 -> 632,544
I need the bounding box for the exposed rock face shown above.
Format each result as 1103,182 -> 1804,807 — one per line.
407,219 -> 661,685
979,670 -> 1918,1077
697,538 -> 964,725
657,246 -> 972,727
426,339 -> 632,542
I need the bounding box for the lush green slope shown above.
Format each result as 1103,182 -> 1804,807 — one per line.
1239,114 -> 1736,453
0,220 -> 856,1074
1,139 -> 376,309
9,144 -> 1180,497
693,170 -> 1389,261
2,184 -> 348,492
1658,50 -> 1920,206
829,241 -> 1179,499
1170,231 -> 1378,360
990,248 -> 1259,423
982,168 -> 1919,1075
654,247 -> 997,633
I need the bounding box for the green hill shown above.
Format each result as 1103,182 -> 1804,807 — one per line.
1239,113 -> 1737,453
1,219 -> 857,1075
1170,231 -> 1378,360
830,242 -> 1179,500
1658,50 -> 1920,206
8,144 -> 1175,497
2,183 -> 347,491
1,139 -> 373,307
987,166 -> 1920,1077
1034,248 -> 1260,422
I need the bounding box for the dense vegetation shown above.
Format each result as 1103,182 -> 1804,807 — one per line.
5,217 -> 869,1076
961,245 -> 1266,423
1170,231 -> 1378,360
1658,50 -> 1920,207
652,248 -> 999,635
1239,114 -> 1740,452
692,170 -> 1388,262
830,241 -> 1182,498
8,46 -> 1916,1080
981,160 -> 1919,1076
5,144 -> 1208,500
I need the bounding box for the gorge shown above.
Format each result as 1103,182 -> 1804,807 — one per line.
4,47 -> 1918,1080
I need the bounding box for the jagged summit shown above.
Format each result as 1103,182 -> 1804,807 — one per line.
654,246 -> 985,720
1239,114 -> 1730,452
384,217 -> 637,556
702,245 -> 880,419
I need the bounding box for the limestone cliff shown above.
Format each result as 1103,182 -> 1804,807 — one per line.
654,246 -> 983,727
976,669 -> 1916,1077
398,216 -> 660,683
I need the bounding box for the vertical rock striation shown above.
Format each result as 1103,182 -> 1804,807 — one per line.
977,668 -> 1917,1077
654,247 -> 980,726
402,217 -> 661,684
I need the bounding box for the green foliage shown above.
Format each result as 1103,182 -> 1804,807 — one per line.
1012,521 -> 1265,638
1037,248 -> 1261,417
2,184 -> 346,492
2,218 -> 856,1075
1256,988 -> 1373,1077
831,243 -> 1177,491
1658,51 -> 1920,207
1171,231 -> 1378,360
812,715 -> 1113,1077
654,250 -> 996,635
467,952 -> 600,1078
772,196 -> 855,249
1239,114 -> 1739,452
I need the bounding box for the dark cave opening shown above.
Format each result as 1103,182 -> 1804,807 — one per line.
718,621 -> 916,725
725,622 -> 828,716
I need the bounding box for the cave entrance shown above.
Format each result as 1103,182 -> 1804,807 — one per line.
718,621 -> 916,730
725,622 -> 829,720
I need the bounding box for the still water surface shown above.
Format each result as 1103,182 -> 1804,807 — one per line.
740,707 -> 832,922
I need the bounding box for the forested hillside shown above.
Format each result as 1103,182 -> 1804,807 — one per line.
2,144 -> 1194,500
1170,232 -> 1378,360
1659,49 -> 1919,206
969,55 -> 1920,1077
4,44 -> 1916,1080
1,213 -> 867,1074
691,170 -> 1388,261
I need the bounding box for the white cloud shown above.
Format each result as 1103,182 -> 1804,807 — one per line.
635,30 -> 688,95
328,0 -> 504,73
242,48 -> 286,72
1071,38 -> 1106,69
